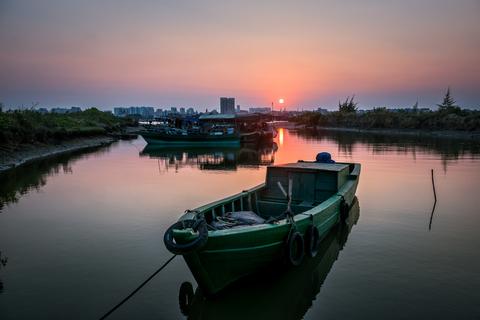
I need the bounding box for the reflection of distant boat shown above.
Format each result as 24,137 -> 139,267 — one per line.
178,199 -> 360,320
139,143 -> 277,172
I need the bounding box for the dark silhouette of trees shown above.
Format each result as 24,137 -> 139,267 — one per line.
338,96 -> 357,113
437,88 -> 460,114
293,91 -> 480,131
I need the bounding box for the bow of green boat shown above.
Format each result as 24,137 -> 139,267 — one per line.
164,154 -> 361,295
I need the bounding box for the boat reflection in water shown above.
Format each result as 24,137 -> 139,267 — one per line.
178,198 -> 360,320
139,143 -> 277,172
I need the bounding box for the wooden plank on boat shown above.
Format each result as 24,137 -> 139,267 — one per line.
272,162 -> 348,172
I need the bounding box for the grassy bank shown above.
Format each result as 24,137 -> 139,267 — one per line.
293,91 -> 480,132
0,108 -> 135,146
293,108 -> 480,132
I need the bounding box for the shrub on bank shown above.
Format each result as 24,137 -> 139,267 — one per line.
293,108 -> 480,132
0,108 -> 133,145
293,91 -> 480,132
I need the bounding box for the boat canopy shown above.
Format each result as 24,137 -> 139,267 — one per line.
260,162 -> 350,209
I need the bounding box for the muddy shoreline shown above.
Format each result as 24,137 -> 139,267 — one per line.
0,136 -> 118,173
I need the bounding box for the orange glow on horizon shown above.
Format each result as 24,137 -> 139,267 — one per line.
0,1 -> 478,107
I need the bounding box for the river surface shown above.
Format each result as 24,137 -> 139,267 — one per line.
1,129 -> 479,319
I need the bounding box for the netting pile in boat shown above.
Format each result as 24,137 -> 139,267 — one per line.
207,211 -> 266,230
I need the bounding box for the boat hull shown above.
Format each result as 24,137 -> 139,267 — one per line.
141,131 -> 241,146
175,163 -> 360,295
184,194 -> 356,295
180,199 -> 360,319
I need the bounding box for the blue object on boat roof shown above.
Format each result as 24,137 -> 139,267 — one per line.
316,152 -> 335,163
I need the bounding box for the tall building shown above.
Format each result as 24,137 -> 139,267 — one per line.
220,97 -> 235,114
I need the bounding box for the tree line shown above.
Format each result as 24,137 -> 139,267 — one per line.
0,108 -> 135,146
294,89 -> 480,131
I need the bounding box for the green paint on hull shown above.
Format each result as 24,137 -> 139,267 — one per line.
182,200 -> 360,320
141,132 -> 241,146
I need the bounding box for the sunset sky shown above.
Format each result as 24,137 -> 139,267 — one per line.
1,0 -> 479,110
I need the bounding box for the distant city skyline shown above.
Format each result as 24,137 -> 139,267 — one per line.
1,0 -> 479,109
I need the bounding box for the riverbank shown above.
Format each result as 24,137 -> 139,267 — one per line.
0,108 -> 136,146
292,107 -> 480,139
292,125 -> 480,141
0,136 -> 117,173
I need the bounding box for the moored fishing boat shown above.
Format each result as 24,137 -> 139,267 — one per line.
177,199 -> 360,319
240,126 -> 277,144
141,126 -> 240,146
164,153 -> 361,295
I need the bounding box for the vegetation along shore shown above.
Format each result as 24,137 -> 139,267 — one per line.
0,108 -> 137,172
293,90 -> 480,139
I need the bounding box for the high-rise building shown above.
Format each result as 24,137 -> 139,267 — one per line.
220,97 -> 235,114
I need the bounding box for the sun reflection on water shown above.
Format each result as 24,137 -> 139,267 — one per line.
278,128 -> 284,146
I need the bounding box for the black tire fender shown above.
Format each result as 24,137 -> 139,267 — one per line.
285,231 -> 304,267
305,224 -> 320,257
164,219 -> 208,254
340,198 -> 350,221
178,281 -> 194,316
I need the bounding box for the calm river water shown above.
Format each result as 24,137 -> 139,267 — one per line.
1,129 -> 479,319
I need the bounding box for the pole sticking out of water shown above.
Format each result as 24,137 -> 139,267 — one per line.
429,169 -> 437,231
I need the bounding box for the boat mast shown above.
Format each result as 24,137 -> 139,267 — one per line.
271,101 -> 274,123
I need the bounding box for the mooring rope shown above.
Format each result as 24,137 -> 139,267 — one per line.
98,254 -> 177,320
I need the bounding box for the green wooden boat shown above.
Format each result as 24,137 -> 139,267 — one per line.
141,129 -> 240,146
177,199 -> 360,319
164,155 -> 361,295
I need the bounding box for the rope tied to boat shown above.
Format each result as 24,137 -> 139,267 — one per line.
98,254 -> 177,320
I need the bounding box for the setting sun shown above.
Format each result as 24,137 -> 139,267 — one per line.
278,98 -> 285,104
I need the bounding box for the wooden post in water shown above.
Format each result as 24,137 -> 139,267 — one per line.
429,169 -> 438,230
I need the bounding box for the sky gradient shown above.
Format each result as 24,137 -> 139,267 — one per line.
1,0 -> 479,110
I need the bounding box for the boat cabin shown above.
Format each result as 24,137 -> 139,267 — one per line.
195,161 -> 353,229
256,162 -> 350,217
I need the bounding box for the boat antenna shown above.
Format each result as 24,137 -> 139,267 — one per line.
277,175 -> 294,223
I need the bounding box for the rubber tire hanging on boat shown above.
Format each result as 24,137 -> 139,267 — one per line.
164,219 -> 208,254
340,198 -> 350,221
305,224 -> 320,257
286,231 -> 304,267
178,282 -> 194,316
